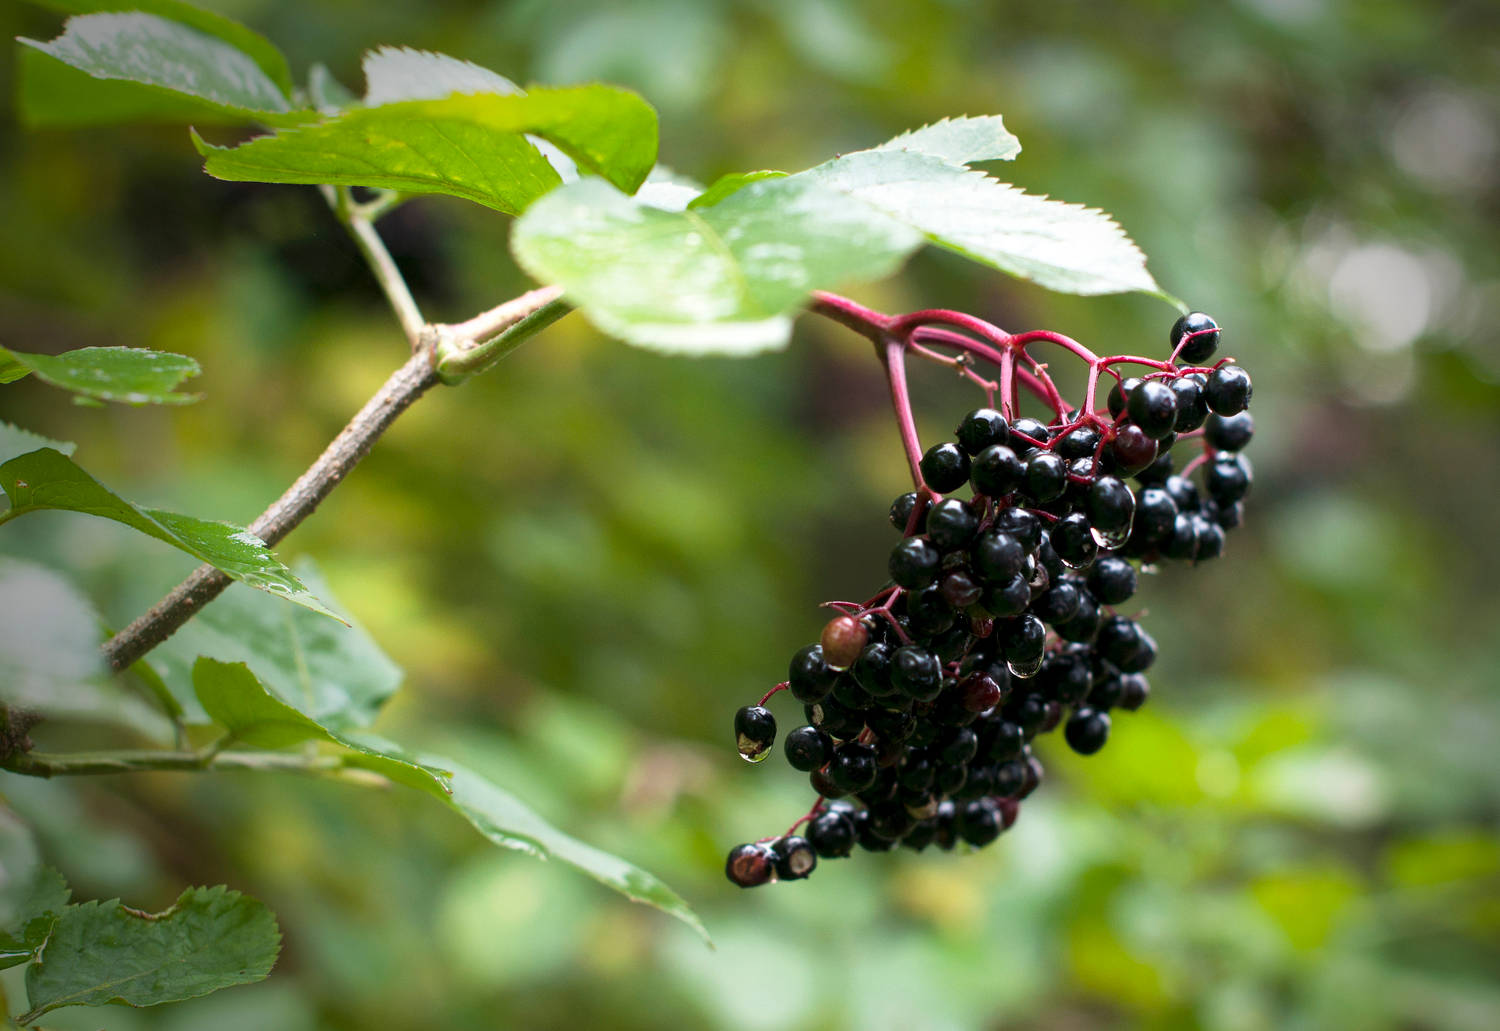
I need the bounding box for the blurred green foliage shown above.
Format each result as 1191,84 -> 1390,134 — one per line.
2,0 -> 1498,1028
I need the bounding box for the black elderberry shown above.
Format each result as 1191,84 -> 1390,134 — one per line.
853,640 -> 896,696
1023,451 -> 1069,503
971,529 -> 1026,583
958,799 -> 1003,847
1172,312 -> 1220,364
1036,537 -> 1066,581
1203,497 -> 1244,530
1000,614 -> 1047,663
1087,476 -> 1136,537
828,741 -> 879,793
1010,418 -> 1052,454
858,767 -> 901,806
806,808 -> 856,858
934,760 -> 968,796
1205,411 -> 1254,452
1109,423 -> 1158,476
1205,365 -> 1252,415
970,444 -> 1024,497
784,724 -> 833,772
1192,515 -> 1226,561
866,706 -> 914,744
906,584 -> 956,636
1170,376 -> 1209,432
1127,379 -> 1178,439
1050,512 -> 1099,569
805,697 -> 864,739
820,615 -> 868,670
1064,707 -> 1111,755
1131,447 -> 1172,486
1118,673 -> 1151,711
788,644 -> 838,703
1006,693 -> 1049,737
889,491 -> 927,533
1056,424 -> 1101,460
1088,669 -> 1125,710
891,645 -> 943,701
734,705 -> 777,762
1131,486 -> 1178,547
854,809 -> 897,852
1108,377 -> 1143,419
993,507 -> 1043,552
831,674 -> 873,710
921,442 -> 971,493
1160,512 -> 1200,561
771,836 -> 818,880
927,497 -> 981,551
939,726 -> 980,767
1032,580 -> 1083,624
1039,649 -> 1093,705
901,820 -> 938,851
809,767 -> 847,799
957,407 -> 1011,455
1206,452 -> 1252,504
898,753 -> 935,792
1164,474 -> 1201,513
1054,587 -> 1102,642
958,672 -> 1004,712
867,800 -> 916,841
889,537 -> 942,588
726,843 -> 777,887
982,572 -> 1032,618
1087,556 -> 1138,605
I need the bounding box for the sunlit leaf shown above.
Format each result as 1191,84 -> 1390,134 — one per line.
361,46 -> 519,104
0,345 -> 199,405
872,115 -> 1021,164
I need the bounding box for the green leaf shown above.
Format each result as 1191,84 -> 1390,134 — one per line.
512,176 -> 922,354
0,345 -> 200,405
306,63 -> 356,114
0,866 -> 69,972
433,756 -> 710,944
799,148 -> 1160,296
30,0 -> 295,96
19,13 -> 305,128
872,114 -> 1021,164
361,46 -> 520,104
687,169 -> 787,209
0,352 -> 29,384
0,448 -> 340,621
191,659 -> 449,797
0,421 -> 75,460
0,557 -> 168,736
19,885 -> 280,1022
196,85 -> 659,213
150,559 -> 400,728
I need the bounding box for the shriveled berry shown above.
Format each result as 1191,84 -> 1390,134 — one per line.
970,444 -> 1023,497
726,842 -> 775,887
734,705 -> 776,762
1127,379 -> 1178,439
820,615 -> 868,670
1206,365 -> 1252,415
788,644 -> 837,703
927,497 -> 980,551
957,408 -> 1010,455
1172,312 -> 1220,363
1064,707 -> 1111,755
772,836 -> 818,880
921,442 -> 971,493
889,537 -> 942,588
784,724 -> 833,772
806,809 -> 856,858
1205,411 -> 1254,451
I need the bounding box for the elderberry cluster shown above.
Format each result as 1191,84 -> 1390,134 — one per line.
727,313 -> 1254,887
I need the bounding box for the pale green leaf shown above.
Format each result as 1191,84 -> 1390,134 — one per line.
800,148 -> 1160,295
434,755 -> 710,943
20,886 -> 279,1021
20,13 -> 306,127
361,46 -> 519,104
0,557 -> 168,736
0,422 -> 75,461
687,169 -> 787,209
872,115 -> 1021,164
31,0 -> 295,95
0,449 -> 340,621
196,85 -> 658,213
0,345 -> 199,405
149,559 -> 400,727
511,176 -> 922,354
191,659 -> 448,797
306,63 -> 356,114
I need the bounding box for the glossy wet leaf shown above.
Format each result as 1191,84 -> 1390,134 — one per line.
196,85 -> 658,213
19,13 -> 306,127
192,659 -> 449,797
0,345 -> 199,405
0,448 -> 338,621
151,560 -> 399,727
20,886 -> 279,1021
512,175 -> 922,354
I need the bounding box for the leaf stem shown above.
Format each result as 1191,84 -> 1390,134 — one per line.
1,747 -> 345,778
325,186 -> 424,347
435,289 -> 570,380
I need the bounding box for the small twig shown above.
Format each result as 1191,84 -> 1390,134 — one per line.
439,285 -> 565,343
324,185 -> 424,347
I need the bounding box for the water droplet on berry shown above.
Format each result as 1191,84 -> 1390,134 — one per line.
1007,655 -> 1044,679
1091,525 -> 1130,549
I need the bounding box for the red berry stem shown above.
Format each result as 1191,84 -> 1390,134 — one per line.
758,681 -> 790,707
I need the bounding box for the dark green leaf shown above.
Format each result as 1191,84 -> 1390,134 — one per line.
512,176 -> 922,354
0,866 -> 69,972
0,352 -> 28,384
0,345 -> 199,405
20,886 -> 279,1021
191,659 -> 449,797
19,13 -> 307,128
30,0 -> 295,95
150,559 -> 400,728
0,449 -> 339,621
432,755 -> 710,944
196,84 -> 658,212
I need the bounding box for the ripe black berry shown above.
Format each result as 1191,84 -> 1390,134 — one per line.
971,529 -> 1025,583
1205,411 -> 1254,452
1172,312 -> 1220,363
1087,476 -> 1136,536
1064,708 -> 1111,755
734,705 -> 776,762
1010,418 -> 1052,453
891,645 -> 942,701
1206,453 -> 1252,504
783,725 -> 833,771
788,644 -> 837,703
970,444 -> 1023,497
889,491 -> 927,533
926,497 -> 980,551
958,799 -> 1003,846
1000,613 -> 1047,662
1170,376 -> 1209,432
806,808 -> 856,858
1118,673 -> 1151,711
1108,377 -> 1143,419
1023,451 -> 1069,502
1205,365 -> 1252,415
828,741 -> 879,792
1127,380 -> 1178,439
982,572 -> 1032,618
921,442 -> 971,493
1032,580 -> 1082,624
889,537 -> 942,588
993,507 -> 1042,552
1087,556 -> 1138,605
1050,512 -> 1098,569
726,843 -> 775,887
956,408 -> 1010,455
1110,424 -> 1158,475
771,836 -> 818,880
852,641 -> 895,696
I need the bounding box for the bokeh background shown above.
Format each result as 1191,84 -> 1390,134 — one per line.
3,0 -> 1499,1028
